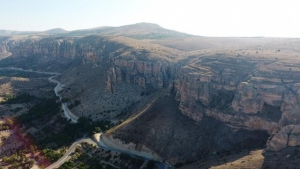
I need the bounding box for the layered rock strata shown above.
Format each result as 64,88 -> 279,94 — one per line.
173,56 -> 300,152
106,59 -> 178,93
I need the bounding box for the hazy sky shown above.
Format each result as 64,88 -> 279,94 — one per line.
1,0 -> 299,37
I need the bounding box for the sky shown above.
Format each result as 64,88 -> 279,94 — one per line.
0,0 -> 300,37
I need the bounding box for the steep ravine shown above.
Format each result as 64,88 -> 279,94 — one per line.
111,55 -> 300,164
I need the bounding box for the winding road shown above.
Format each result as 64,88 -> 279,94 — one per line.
1,67 -> 169,169
95,133 -> 169,169
45,138 -> 96,169
48,76 -> 78,123
0,67 -> 77,123
47,76 -> 169,168
46,134 -> 169,169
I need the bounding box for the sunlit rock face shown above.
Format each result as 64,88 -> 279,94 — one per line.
2,36 -> 178,93
6,36 -> 126,61
266,125 -> 300,151
106,59 -> 176,93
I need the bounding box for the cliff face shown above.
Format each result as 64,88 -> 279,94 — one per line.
0,37 -> 10,59
266,125 -> 300,151
6,36 -> 128,60
106,59 -> 179,93
106,53 -> 300,162
0,42 -> 6,53
174,56 -> 300,137
0,36 -> 133,71
1,36 -> 178,92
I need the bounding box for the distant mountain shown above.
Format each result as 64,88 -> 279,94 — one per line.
43,28 -> 68,34
0,28 -> 67,36
96,22 -> 192,39
0,30 -> 38,36
67,26 -> 113,36
0,23 -> 193,39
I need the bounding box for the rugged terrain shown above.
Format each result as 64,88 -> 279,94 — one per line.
1,23 -> 300,168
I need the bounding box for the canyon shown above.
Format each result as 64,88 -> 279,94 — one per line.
1,23 -> 300,168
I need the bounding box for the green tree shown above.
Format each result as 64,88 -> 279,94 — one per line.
94,127 -> 101,133
2,156 -> 8,162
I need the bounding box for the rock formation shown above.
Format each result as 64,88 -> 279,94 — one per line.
105,59 -> 177,93
266,125 -> 300,151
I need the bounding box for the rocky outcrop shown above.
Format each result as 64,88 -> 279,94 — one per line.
233,77 -> 285,114
106,67 -> 117,93
266,125 -> 300,151
0,37 -> 10,59
0,42 -> 7,53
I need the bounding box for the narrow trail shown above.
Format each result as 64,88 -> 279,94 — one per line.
107,88 -> 168,133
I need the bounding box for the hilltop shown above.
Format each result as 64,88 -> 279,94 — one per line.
0,22 -> 192,39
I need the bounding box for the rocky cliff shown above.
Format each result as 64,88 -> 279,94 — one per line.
173,55 -> 300,156
5,36 -> 128,60
106,59 -> 179,93
0,35 -> 183,122
266,125 -> 300,151
0,37 -> 10,59
0,36 -> 178,91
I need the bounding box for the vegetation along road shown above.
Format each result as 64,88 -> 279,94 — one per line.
1,67 -> 169,169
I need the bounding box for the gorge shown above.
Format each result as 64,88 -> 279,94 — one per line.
1,23 -> 300,168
